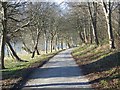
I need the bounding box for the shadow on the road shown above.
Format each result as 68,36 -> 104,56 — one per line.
57,52 -> 71,55
28,66 -> 82,79
19,66 -> 89,89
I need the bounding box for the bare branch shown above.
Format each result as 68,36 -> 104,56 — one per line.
8,16 -> 21,22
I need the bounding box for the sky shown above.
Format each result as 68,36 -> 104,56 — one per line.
24,0 -> 65,3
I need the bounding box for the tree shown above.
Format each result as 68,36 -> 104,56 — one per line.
0,1 -> 29,69
1,2 -> 7,69
100,0 -> 115,49
88,2 -> 99,45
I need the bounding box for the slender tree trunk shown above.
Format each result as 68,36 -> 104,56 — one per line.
6,45 -> 14,59
70,37 -> 74,47
83,28 -> 88,44
78,31 -> 85,44
44,33 -> 48,53
6,40 -> 25,62
31,43 -> 40,58
22,41 -> 32,53
6,45 -> 10,57
50,38 -> 53,52
45,39 -> 48,53
108,2 -> 115,48
31,29 -> 40,58
44,31 -> 48,54
45,37 -> 48,54
93,2 -> 99,45
61,39 -> 63,49
66,42 -> 68,49
31,50 -> 35,58
37,49 -> 40,55
57,35 -> 60,50
55,35 -> 58,51
90,23 -> 93,44
31,44 -> 40,58
67,42 -> 71,48
1,2 -> 7,69
88,2 -> 99,45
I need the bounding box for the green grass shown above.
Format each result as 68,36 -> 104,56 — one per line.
73,44 -> 97,58
1,50 -> 61,88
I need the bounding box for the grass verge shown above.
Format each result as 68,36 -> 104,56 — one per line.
1,50 -> 63,89
72,44 -> 120,90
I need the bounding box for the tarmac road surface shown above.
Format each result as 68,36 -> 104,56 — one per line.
22,49 -> 93,89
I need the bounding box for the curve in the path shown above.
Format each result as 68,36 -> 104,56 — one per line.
22,49 -> 93,89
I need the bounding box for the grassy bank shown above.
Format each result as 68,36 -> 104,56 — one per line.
1,50 -> 62,89
72,44 -> 120,89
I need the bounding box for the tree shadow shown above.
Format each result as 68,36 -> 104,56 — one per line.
88,74 -> 120,84
80,52 -> 120,76
1,68 -> 28,80
16,66 -> 91,89
27,66 -> 82,79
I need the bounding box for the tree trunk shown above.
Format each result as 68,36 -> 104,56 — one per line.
88,2 -> 99,45
102,1 -> 115,49
107,2 -> 115,49
6,40 -> 25,62
22,41 -> 32,53
31,29 -> 40,58
31,50 -> 35,58
31,42 -> 40,58
31,44 -> 40,58
55,35 -> 58,51
90,23 -> 93,44
1,34 -> 6,69
50,39 -> 53,52
1,2 -> 7,69
67,42 -> 71,48
78,31 -> 85,44
37,49 -> 40,55
45,38 -> 48,54
6,45 -> 14,59
83,28 -> 88,44
6,45 -> 10,57
44,34 -> 48,54
61,39 -> 63,49
93,2 -> 99,45
57,35 -> 60,50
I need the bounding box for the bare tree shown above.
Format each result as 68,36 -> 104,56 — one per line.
0,1 -> 29,68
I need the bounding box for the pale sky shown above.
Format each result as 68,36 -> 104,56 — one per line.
54,0 -> 65,4
24,0 -> 65,3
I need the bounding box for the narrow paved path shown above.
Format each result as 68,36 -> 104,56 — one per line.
22,49 -> 92,89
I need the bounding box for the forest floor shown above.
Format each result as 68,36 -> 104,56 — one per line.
72,44 -> 120,90
0,50 -> 62,89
